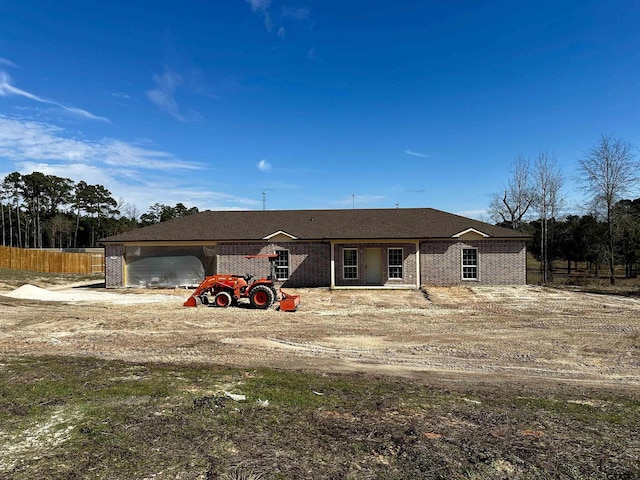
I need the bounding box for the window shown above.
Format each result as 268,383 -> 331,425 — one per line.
275,250 -> 289,280
462,248 -> 478,280
388,248 -> 403,279
343,248 -> 358,279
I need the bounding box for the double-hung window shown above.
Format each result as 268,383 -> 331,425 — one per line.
462,248 -> 478,280
388,248 -> 403,279
275,249 -> 289,280
343,248 -> 358,279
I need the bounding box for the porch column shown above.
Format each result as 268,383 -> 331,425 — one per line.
330,241 -> 336,289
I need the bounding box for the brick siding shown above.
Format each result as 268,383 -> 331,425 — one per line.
420,240 -> 527,285
105,243 -> 124,288
217,242 -> 331,287
105,239 -> 527,288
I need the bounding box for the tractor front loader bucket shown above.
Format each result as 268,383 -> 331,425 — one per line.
184,276 -> 220,307
183,295 -> 199,307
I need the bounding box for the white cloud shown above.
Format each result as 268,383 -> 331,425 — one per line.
246,0 -> 270,12
246,1 -> 311,38
455,209 -> 489,221
13,160 -> 258,213
0,70 -> 109,122
281,6 -> 311,20
0,116 -> 198,170
245,0 -> 274,33
0,58 -> 18,68
0,115 -> 261,213
257,159 -> 271,171
146,68 -> 185,121
405,149 -> 430,158
16,161 -> 118,188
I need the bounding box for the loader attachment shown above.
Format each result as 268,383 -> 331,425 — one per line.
183,275 -> 221,307
279,289 -> 300,312
183,295 -> 199,307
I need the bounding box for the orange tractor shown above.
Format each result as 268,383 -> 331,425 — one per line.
183,254 -> 300,311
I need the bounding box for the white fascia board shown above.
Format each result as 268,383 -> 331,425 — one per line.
451,228 -> 490,238
262,230 -> 299,240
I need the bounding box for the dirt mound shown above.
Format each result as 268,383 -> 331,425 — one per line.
3,284 -> 176,305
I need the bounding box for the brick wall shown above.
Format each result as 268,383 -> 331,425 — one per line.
105,244 -> 125,288
217,242 -> 331,287
105,239 -> 526,289
420,239 -> 527,285
333,243 -> 418,287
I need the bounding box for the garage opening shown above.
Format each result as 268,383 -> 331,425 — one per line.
125,245 -> 216,287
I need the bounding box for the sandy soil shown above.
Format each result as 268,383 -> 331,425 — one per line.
0,283 -> 638,390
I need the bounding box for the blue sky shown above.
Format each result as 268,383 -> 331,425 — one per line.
1,0 -> 639,220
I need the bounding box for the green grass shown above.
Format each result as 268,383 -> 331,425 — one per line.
0,356 -> 638,479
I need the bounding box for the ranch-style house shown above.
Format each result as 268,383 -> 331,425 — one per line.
100,208 -> 529,289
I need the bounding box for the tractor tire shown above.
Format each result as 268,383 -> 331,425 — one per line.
249,285 -> 275,309
214,291 -> 232,308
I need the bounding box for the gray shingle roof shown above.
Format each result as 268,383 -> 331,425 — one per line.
100,208 -> 528,243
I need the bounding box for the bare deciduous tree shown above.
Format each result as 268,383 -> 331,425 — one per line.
489,155 -> 535,231
578,134 -> 639,285
533,152 -> 564,284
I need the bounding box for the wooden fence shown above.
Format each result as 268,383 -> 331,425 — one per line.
0,246 -> 105,274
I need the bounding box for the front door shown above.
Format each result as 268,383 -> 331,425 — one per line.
365,248 -> 382,284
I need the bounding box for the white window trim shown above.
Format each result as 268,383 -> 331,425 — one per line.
274,249 -> 290,280
343,248 -> 358,279
461,247 -> 479,281
388,247 -> 403,279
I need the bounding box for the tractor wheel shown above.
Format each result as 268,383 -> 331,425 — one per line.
249,285 -> 275,309
214,291 -> 232,308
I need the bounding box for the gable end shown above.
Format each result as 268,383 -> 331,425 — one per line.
263,230 -> 299,241
452,228 -> 490,240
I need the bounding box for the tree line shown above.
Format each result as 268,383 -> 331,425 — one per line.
0,172 -> 198,249
2,134 -> 638,284
490,134 -> 640,285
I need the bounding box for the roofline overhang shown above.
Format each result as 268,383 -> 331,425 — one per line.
101,235 -> 531,245
423,236 -> 530,241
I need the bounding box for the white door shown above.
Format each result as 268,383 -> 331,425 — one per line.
365,248 -> 382,284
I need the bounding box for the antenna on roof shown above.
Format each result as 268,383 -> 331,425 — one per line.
262,191 -> 266,211
396,202 -> 399,208
352,194 -> 355,209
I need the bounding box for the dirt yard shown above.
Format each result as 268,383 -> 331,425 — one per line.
1,282 -> 638,391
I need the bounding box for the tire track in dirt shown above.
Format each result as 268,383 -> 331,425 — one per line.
0,285 -> 638,387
